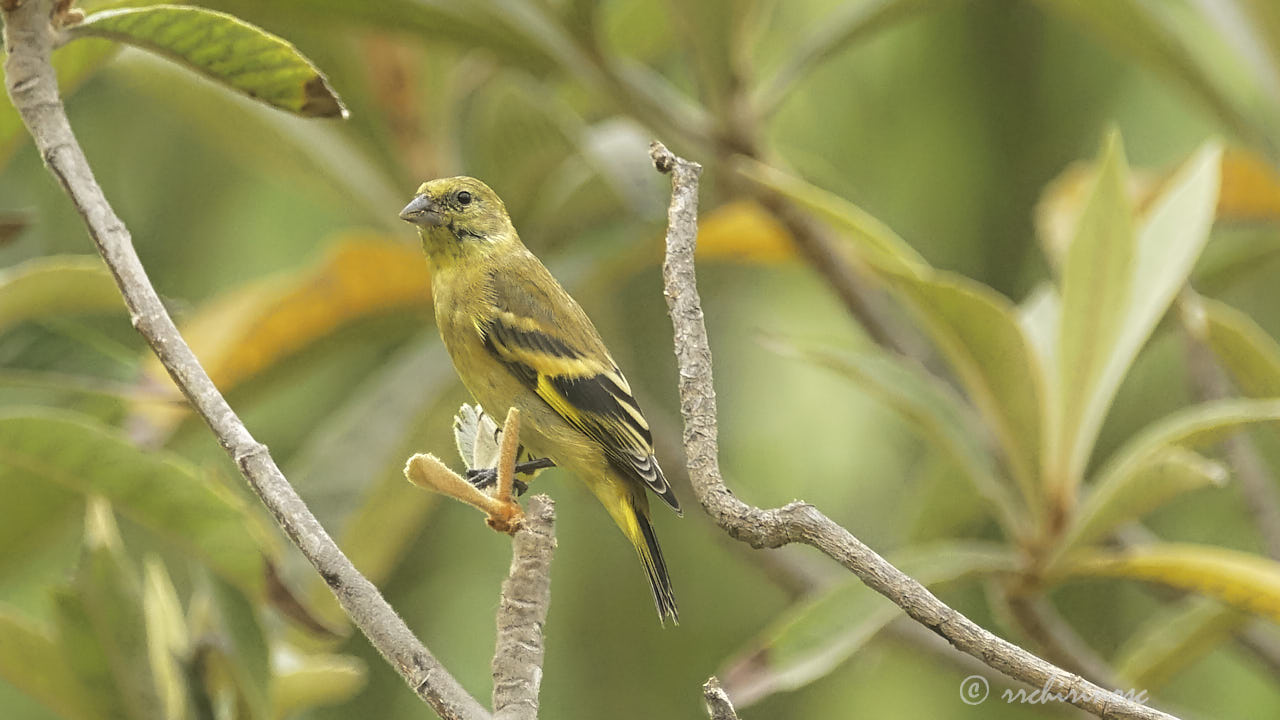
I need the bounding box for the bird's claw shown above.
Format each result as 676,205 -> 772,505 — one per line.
465,467 -> 528,496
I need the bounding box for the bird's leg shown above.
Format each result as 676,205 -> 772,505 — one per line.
466,457 -> 555,495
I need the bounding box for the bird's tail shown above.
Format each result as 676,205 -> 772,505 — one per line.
595,481 -> 678,625
634,506 -> 678,625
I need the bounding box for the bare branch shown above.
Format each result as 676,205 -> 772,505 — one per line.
492,495 -> 556,720
2,2 -> 486,717
650,139 -> 1179,720
702,677 -> 741,720
1180,327 -> 1280,560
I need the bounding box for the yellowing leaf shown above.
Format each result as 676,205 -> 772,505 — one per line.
694,201 -> 794,264
1037,146 -> 1280,269
137,236 -> 431,432
1064,544 -> 1280,623
70,5 -> 346,118
1218,147 -> 1280,222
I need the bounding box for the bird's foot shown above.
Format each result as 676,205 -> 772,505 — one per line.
464,457 -> 555,496
465,467 -> 528,496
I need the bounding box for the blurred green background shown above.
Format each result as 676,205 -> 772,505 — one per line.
4,0 -> 1280,718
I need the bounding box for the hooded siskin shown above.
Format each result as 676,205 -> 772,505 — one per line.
401,177 -> 680,623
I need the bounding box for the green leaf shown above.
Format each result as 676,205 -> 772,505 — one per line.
0,256 -> 123,335
210,578 -> 269,720
1032,0 -> 1261,144
890,273 -> 1046,506
70,5 -> 347,118
54,500 -> 161,720
1051,397 -> 1280,565
1052,139 -> 1223,499
719,542 -> 1015,708
0,605 -> 99,720
1114,597 -> 1246,689
738,158 -> 1045,505
734,156 -> 929,277
762,338 -> 1025,536
142,558 -> 190,720
272,654 -> 367,717
1062,543 -> 1280,623
0,408 -> 277,597
755,0 -> 962,115
1060,446 -> 1226,555
1051,130 -> 1136,496
1190,294 -> 1280,398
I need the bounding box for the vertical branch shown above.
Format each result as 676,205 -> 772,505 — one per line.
491,495 -> 556,720
702,677 -> 741,720
2,2 -> 486,717
651,140 -> 1179,720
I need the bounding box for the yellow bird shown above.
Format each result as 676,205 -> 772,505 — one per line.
400,177 -> 680,623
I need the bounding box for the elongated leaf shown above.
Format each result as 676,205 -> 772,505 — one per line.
55,500 -> 160,720
210,578 -> 269,720
0,409 -> 276,597
133,237 -> 431,434
754,0 -> 961,115
1063,543 -> 1280,623
70,5 -> 346,118
272,654 -> 367,717
763,338 -> 1025,536
1032,0 -> 1259,142
719,542 -> 1015,707
0,256 -> 123,335
695,201 -> 796,264
0,605 -> 98,720
1052,398 -> 1280,565
1057,140 -> 1223,500
1051,131 -> 1136,495
1192,294 -> 1280,397
1060,446 -> 1226,554
1114,597 -> 1246,689
142,558 -> 190,720
735,157 -> 929,277
888,274 -> 1045,504
738,158 -> 1045,503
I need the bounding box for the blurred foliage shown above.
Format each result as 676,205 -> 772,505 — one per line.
4,0 -> 1280,719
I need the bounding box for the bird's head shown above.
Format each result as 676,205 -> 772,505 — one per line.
399,177 -> 516,265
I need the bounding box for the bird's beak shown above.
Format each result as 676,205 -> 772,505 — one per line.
399,194 -> 444,227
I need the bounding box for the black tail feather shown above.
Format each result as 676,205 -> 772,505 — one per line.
636,509 -> 678,625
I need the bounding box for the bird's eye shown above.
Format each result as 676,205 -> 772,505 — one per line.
456,190 -> 473,206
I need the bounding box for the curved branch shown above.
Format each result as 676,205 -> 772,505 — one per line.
650,140 -> 1178,720
1,2 -> 485,718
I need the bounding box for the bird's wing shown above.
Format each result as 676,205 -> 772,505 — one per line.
476,264 -> 680,512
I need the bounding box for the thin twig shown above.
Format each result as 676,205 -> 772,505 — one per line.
651,139 -> 1178,720
702,677 -> 741,720
1180,324 -> 1280,560
492,495 -> 555,720
1,3 -> 486,717
496,408 -> 521,506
